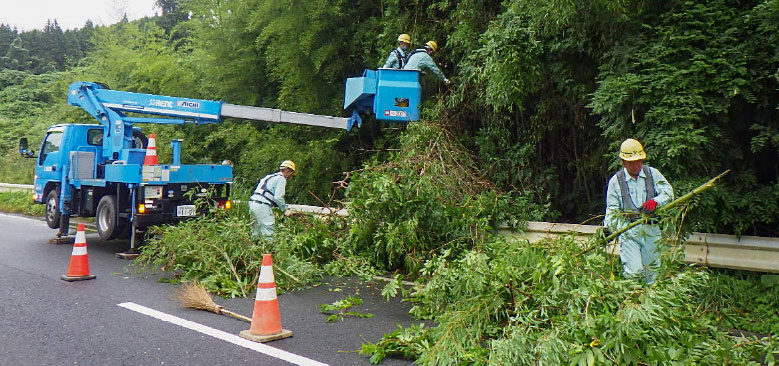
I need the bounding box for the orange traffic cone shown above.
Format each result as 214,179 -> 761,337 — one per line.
239,254 -> 292,342
143,133 -> 158,165
61,223 -> 96,282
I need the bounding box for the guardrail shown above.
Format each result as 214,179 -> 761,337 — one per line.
288,205 -> 779,274
2,189 -> 777,273
0,183 -> 33,193
494,222 -> 779,274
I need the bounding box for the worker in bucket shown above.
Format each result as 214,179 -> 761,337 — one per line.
383,34 -> 412,69
604,139 -> 673,284
249,160 -> 296,239
403,40 -> 450,85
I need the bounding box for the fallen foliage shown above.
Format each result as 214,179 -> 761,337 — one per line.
361,235 -> 778,365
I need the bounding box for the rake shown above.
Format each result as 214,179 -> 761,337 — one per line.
173,281 -> 252,323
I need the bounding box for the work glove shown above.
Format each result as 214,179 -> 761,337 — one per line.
641,199 -> 658,213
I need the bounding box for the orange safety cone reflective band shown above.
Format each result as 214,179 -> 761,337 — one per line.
61,223 -> 96,281
143,133 -> 158,165
239,254 -> 292,342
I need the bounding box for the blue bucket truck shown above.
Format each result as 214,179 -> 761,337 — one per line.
18,69 -> 420,257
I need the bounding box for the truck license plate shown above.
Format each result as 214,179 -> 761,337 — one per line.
176,205 -> 196,217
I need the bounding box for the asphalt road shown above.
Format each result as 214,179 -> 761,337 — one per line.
0,213 -> 416,366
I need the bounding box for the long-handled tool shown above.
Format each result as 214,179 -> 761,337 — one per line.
173,281 -> 252,322
584,170 -> 730,253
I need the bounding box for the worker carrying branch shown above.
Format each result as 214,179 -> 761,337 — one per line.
604,139 -> 673,284
249,160 -> 297,239
383,34 -> 412,69
403,40 -> 450,85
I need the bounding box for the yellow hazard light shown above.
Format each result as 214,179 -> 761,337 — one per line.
137,204 -> 146,214
225,200 -> 232,210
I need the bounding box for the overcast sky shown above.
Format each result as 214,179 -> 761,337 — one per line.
0,0 -> 160,31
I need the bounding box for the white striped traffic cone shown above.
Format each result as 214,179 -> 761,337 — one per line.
143,133 -> 158,165
239,254 -> 292,342
61,223 -> 96,281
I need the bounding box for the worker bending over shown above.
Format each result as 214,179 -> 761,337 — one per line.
604,139 -> 673,284
249,160 -> 296,239
383,34 -> 411,69
403,40 -> 450,85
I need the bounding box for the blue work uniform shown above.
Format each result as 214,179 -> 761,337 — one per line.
249,172 -> 288,239
382,47 -> 407,69
604,165 -> 673,283
403,49 -> 446,81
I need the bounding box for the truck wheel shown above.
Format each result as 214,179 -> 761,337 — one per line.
45,189 -> 61,229
132,130 -> 148,149
96,195 -> 126,240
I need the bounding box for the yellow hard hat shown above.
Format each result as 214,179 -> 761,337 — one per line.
280,160 -> 297,175
619,138 -> 647,161
425,40 -> 438,52
397,34 -> 411,44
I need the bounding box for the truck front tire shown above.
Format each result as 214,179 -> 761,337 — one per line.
45,189 -> 61,229
132,130 -> 148,149
96,195 -> 127,240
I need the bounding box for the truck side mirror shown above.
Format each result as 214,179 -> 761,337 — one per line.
19,138 -> 36,158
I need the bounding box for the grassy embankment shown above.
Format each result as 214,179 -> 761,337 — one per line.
0,190 -> 43,216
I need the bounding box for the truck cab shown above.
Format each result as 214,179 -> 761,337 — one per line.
25,122 -> 231,245
34,124 -> 104,229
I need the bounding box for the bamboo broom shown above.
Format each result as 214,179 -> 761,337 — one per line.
173,281 -> 252,323
584,169 -> 730,252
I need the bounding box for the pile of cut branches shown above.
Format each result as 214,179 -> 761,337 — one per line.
342,121 -> 546,273
362,234 -> 778,365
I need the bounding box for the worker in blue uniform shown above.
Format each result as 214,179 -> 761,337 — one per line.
403,40 -> 450,85
383,34 -> 411,69
249,160 -> 296,239
604,139 -> 673,284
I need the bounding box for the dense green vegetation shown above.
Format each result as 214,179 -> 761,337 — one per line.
136,121 -> 777,365
0,0 -> 776,235
0,191 -> 44,216
360,239 -> 778,365
1,0 -> 777,364
0,20 -> 93,73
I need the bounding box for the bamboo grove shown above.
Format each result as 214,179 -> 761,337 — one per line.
0,0 -> 777,235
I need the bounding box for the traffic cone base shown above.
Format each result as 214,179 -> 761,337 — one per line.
60,274 -> 96,282
239,328 -> 292,343
240,254 -> 292,343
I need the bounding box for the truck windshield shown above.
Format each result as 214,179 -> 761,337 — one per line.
87,129 -> 103,146
39,131 -> 63,165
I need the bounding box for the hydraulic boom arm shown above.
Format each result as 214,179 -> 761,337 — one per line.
68,81 -> 360,129
67,81 -> 361,159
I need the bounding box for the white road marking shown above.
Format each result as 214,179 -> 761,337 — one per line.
0,213 -> 97,233
117,302 -> 328,366
0,213 -> 43,222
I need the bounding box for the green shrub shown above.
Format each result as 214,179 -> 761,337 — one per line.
702,269 -> 779,336
134,207 -> 321,297
0,190 -> 44,216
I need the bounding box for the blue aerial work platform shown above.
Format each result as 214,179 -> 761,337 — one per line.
343,69 -> 421,122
